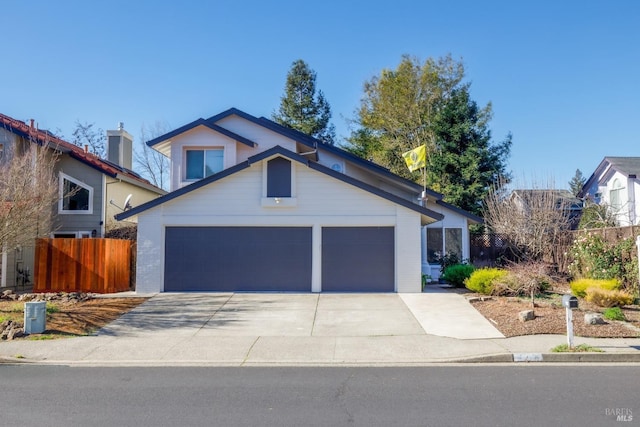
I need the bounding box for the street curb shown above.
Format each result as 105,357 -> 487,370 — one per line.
444,352 -> 640,363
0,357 -> 31,364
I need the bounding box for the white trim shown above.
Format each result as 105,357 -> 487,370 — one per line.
101,174 -> 106,237
58,172 -> 94,215
183,147 -> 224,182
311,225 -> 322,292
1,249 -> 6,287
51,231 -> 92,238
261,156 -> 297,198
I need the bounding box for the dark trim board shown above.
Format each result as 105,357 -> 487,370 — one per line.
321,227 -> 395,292
164,226 -> 312,292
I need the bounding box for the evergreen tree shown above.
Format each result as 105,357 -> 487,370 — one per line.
347,54 -> 511,215
568,169 -> 586,196
273,59 -> 336,145
428,87 -> 512,215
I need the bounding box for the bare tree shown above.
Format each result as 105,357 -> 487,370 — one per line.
483,177 -> 573,263
0,144 -> 59,251
134,121 -> 170,191
71,120 -> 106,158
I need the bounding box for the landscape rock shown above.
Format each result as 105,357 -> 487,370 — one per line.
585,313 -> 606,325
518,310 -> 535,322
2,289 -> 14,298
1,320 -> 23,340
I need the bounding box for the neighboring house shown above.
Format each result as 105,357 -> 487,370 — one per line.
116,108 -> 481,293
510,189 -> 583,230
580,157 -> 640,226
0,113 -> 166,290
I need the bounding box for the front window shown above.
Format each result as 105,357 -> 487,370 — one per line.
186,149 -> 223,180
59,173 -> 93,214
427,227 -> 463,263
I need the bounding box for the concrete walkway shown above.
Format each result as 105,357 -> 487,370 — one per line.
1,289 -> 639,366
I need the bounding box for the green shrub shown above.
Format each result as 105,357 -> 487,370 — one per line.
569,233 -> 639,287
602,307 -> 626,321
442,264 -> 475,288
585,288 -> 634,308
465,268 -> 507,295
570,278 -> 620,298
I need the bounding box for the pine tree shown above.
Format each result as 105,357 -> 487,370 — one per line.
568,169 -> 586,196
273,60 -> 336,145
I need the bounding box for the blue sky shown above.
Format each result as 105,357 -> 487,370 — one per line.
2,1 -> 638,189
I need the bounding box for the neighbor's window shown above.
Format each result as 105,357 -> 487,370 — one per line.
427,227 -> 462,263
610,179 -> 624,212
186,149 -> 223,180
59,173 -> 93,214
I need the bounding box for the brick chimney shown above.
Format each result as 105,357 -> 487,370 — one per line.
106,122 -> 133,169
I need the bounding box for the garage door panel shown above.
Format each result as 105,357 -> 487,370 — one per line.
322,227 -> 394,292
165,227 -> 312,292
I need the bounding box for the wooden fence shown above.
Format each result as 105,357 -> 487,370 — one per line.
470,225 -> 640,274
33,238 -> 131,293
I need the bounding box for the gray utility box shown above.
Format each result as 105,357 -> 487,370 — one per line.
562,295 -> 579,309
24,301 -> 46,334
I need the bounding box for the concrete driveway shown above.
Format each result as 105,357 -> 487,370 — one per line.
97,288 -> 503,340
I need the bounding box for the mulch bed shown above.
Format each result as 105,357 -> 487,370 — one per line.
470,295 -> 640,338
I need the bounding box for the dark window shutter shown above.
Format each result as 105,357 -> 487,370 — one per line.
267,157 -> 291,197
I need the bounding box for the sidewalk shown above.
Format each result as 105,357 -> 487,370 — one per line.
1,291 -> 639,366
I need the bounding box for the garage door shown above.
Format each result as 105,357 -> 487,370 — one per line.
164,227 -> 312,292
322,227 -> 394,292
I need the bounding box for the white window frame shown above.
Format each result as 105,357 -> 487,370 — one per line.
59,173 -> 94,215
51,231 -> 92,238
610,178 -> 624,212
184,148 -> 224,181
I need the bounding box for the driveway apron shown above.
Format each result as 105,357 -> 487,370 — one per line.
96,289 -> 503,340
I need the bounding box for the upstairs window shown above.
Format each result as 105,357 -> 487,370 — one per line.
186,149 -> 223,180
59,173 -> 93,214
267,157 -> 291,197
610,179 -> 624,211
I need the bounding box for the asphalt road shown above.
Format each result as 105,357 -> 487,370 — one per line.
1,365 -> 637,426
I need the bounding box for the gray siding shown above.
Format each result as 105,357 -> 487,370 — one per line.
54,155 -> 104,235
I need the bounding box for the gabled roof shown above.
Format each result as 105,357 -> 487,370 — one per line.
511,189 -> 583,210
603,157 -> 640,177
579,156 -> 640,198
0,112 -> 163,193
116,145 -> 444,225
146,115 -> 257,149
143,107 -> 484,222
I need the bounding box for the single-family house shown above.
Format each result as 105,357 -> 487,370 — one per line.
0,113 -> 166,290
580,157 -> 640,226
116,108 -> 481,293
510,189 -> 583,230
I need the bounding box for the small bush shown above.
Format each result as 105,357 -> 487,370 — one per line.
570,278 -> 620,298
442,264 -> 475,288
585,288 -> 634,308
602,307 -> 626,321
491,262 -> 553,298
465,268 -> 507,295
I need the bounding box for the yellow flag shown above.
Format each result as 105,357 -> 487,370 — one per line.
402,145 -> 426,172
